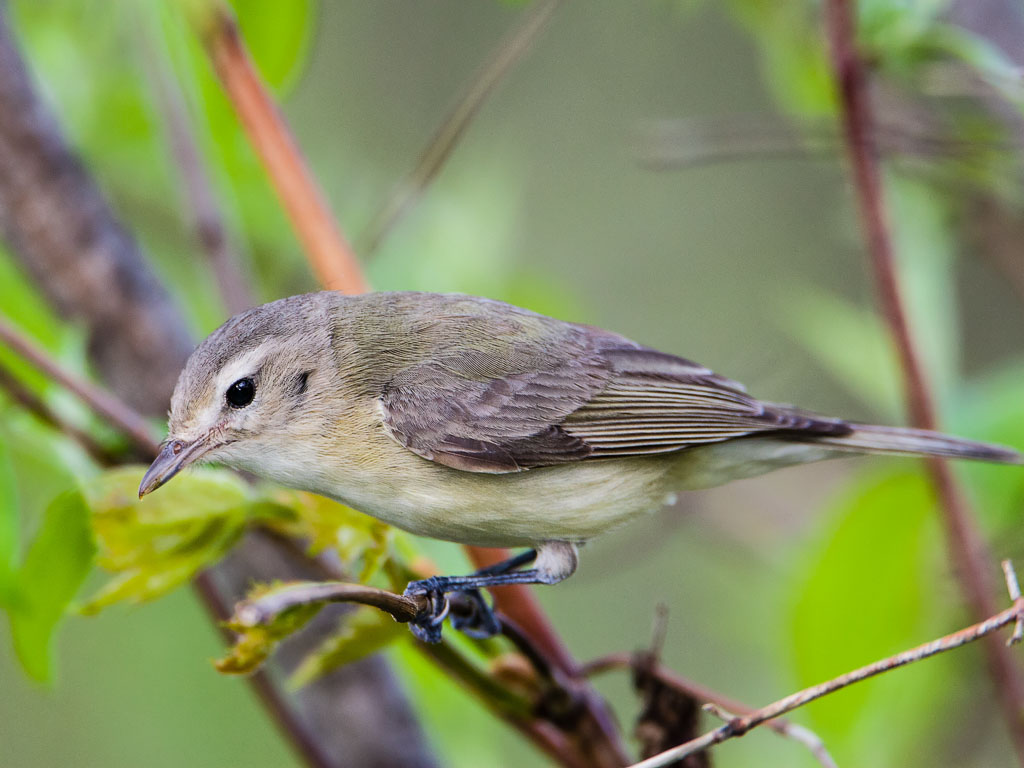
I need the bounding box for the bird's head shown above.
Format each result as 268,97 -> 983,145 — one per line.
139,293 -> 339,497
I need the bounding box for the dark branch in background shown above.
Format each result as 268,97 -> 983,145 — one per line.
636,113 -> 1020,170
0,9 -> 437,768
189,4 -> 629,765
0,314 -> 159,455
823,0 -> 1024,761
0,11 -> 191,415
0,358 -> 118,465
137,11 -> 254,315
628,561 -> 1024,768
358,0 -> 561,256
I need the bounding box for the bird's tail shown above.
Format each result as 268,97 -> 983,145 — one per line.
810,423 -> 1023,464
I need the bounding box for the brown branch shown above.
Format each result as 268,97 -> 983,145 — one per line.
191,2 -> 365,294
823,0 -> 1024,760
0,358 -> 119,465
628,561 -> 1024,768
0,314 -> 160,455
235,580 -> 421,626
359,0 -> 561,255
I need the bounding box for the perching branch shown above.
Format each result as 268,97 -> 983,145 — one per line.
359,0 -> 561,255
823,0 -> 1024,761
627,560 -> 1024,768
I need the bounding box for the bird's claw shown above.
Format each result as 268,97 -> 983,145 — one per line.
405,578 -> 450,644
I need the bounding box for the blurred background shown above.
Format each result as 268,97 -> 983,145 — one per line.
2,0 -> 1024,766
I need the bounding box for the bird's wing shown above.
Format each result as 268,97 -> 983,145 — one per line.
380,333 -> 849,474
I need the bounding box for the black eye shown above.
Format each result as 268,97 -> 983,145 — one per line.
226,377 -> 256,408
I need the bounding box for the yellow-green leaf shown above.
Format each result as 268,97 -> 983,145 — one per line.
81,466 -> 248,612
216,582 -> 324,675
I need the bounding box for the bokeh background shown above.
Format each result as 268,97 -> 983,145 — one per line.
3,1 -> 1024,766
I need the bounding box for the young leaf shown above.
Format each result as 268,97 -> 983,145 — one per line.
81,466 -> 249,612
262,491 -> 394,584
8,489 -> 96,682
215,581 -> 324,675
289,605 -> 406,689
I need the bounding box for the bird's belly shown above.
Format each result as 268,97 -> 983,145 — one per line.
315,454 -> 679,547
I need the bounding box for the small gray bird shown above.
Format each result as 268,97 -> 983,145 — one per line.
139,291 -> 1021,641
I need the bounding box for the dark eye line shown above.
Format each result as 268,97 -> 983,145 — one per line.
296,370 -> 311,396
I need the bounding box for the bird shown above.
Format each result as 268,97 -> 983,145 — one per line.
139,291 -> 1021,641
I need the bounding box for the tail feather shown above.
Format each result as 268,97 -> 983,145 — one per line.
810,423 -> 1023,465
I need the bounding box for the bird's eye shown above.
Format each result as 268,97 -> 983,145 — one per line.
226,377 -> 256,408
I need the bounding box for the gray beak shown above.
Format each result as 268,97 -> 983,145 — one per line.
138,437 -> 209,498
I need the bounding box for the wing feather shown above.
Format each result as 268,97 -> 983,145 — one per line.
379,309 -> 850,473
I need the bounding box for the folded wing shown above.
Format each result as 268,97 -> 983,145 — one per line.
380,328 -> 850,473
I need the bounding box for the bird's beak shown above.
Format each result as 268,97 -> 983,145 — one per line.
138,435 -> 215,498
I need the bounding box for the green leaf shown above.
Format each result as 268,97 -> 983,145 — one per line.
230,0 -> 316,92
290,605 -> 406,689
215,581 -> 324,675
8,490 -> 96,682
790,470 -> 947,763
81,466 -> 249,612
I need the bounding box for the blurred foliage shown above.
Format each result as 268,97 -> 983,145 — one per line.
0,0 -> 1022,767
5,490 -> 95,682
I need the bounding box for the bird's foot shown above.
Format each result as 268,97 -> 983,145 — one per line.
404,577 -> 450,643
403,578 -> 501,642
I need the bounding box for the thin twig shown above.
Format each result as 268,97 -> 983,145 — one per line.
1004,560 -> 1024,645
582,653 -> 836,768
0,315 -> 159,455
823,1 -> 1024,761
234,580 -> 421,627
636,114 -> 1020,170
627,572 -> 1024,768
0,358 -> 119,465
359,0 -> 561,255
703,703 -> 837,768
138,12 -> 253,315
193,2 -> 366,294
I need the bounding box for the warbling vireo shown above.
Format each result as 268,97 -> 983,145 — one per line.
139,291 -> 1021,641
